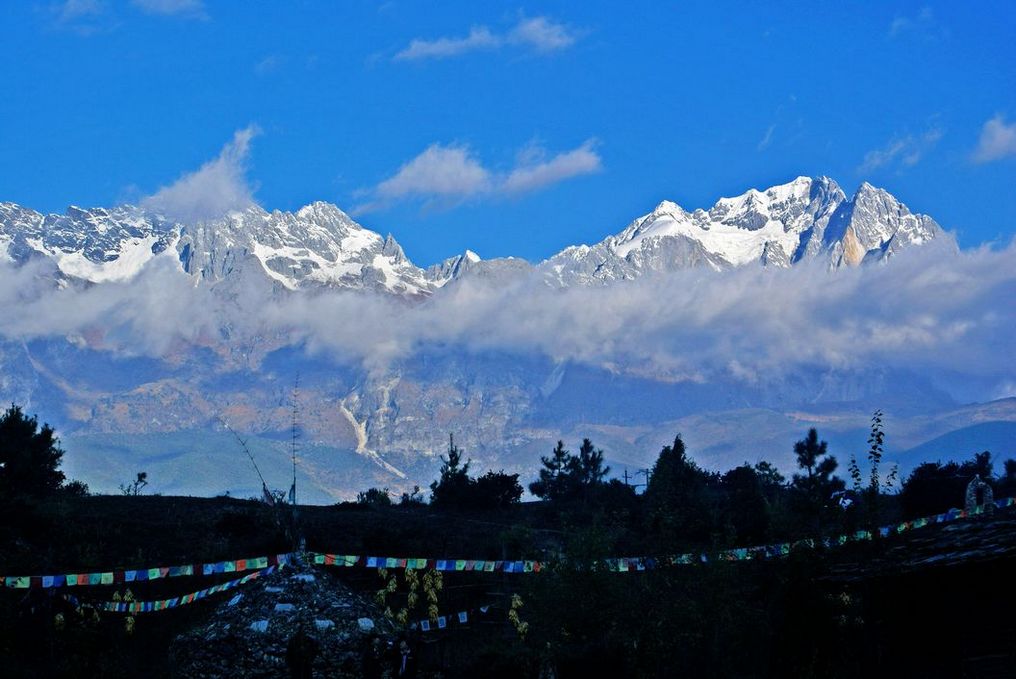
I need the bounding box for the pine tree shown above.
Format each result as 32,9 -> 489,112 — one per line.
645,435 -> 713,543
0,404 -> 67,497
429,434 -> 472,508
574,438 -> 609,486
530,440 -> 572,500
529,438 -> 609,502
791,428 -> 843,530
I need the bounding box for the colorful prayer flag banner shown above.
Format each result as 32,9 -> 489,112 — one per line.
8,493 -> 1012,590
85,566 -> 275,614
3,553 -> 294,589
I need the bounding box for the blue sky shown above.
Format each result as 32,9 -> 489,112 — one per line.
1,1 -> 1015,265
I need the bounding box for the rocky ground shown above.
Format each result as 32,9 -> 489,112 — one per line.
168,556 -> 397,678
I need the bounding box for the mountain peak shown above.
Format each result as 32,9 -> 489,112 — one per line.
547,175 -> 944,279
1,176 -> 949,293
295,201 -> 353,223
651,199 -> 685,215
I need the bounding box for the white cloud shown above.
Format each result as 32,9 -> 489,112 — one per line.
131,0 -> 207,19
358,139 -> 601,212
859,126 -> 943,173
54,0 -> 104,22
502,140 -> 602,194
254,55 -> 283,76
971,115 -> 1016,164
889,6 -> 935,38
394,26 -> 500,61
272,241 -> 1016,391
142,125 -> 260,223
394,16 -> 578,61
2,240 -> 1013,404
376,144 -> 493,200
757,124 -> 776,151
507,16 -> 578,52
49,0 -> 112,35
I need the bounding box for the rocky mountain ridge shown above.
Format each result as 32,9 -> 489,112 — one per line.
0,176 -> 950,295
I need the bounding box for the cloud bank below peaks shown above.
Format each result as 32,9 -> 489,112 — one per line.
1,239 -> 1013,402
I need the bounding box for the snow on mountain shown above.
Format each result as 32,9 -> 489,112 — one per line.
0,176 -> 951,296
425,249 -> 483,286
175,202 -> 433,295
824,182 -> 948,266
425,249 -> 536,288
542,176 -> 951,285
0,203 -> 177,281
0,201 -> 434,295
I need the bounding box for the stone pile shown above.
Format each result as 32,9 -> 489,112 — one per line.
168,558 -> 396,677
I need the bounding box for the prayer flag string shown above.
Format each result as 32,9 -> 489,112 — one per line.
6,496 -> 1013,589
64,566 -> 276,614
2,553 -> 295,590
311,496 -> 1016,574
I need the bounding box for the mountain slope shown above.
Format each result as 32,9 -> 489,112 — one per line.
2,176 -> 952,295
542,176 -> 951,285
0,201 -> 432,295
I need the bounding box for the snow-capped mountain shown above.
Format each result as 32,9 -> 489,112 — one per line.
175,202 -> 433,295
0,176 -> 979,501
0,201 -> 433,295
0,203 -> 176,281
543,177 -> 950,285
1,177 -> 950,296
